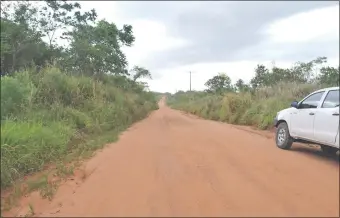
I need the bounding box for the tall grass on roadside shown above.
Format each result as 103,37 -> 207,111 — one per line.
167,82 -> 324,130
1,67 -> 158,188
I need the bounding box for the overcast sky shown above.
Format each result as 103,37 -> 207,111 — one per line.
80,1 -> 339,93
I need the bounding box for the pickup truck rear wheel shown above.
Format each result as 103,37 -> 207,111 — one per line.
276,122 -> 293,150
320,145 -> 338,156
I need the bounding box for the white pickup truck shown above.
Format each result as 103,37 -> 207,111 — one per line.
274,86 -> 339,155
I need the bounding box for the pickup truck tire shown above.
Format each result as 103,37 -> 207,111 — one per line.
320,145 -> 338,156
276,122 -> 293,150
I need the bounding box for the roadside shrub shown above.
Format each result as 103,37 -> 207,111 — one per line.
0,66 -> 158,188
1,74 -> 35,119
168,82 -> 322,130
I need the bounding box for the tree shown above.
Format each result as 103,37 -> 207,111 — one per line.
250,64 -> 270,89
0,1 -> 99,75
67,20 -> 135,77
317,66 -> 339,86
38,1 -> 97,48
235,79 -> 251,92
131,66 -> 152,81
289,56 -> 328,83
0,18 -> 43,74
248,57 -> 330,89
0,2 -> 44,74
204,73 -> 234,94
0,0 -> 155,92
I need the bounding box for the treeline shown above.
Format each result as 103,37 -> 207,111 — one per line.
0,1 -> 158,190
168,57 -> 339,129
203,57 -> 339,94
1,1 -> 151,80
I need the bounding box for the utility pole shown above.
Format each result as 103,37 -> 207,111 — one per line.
189,71 -> 191,91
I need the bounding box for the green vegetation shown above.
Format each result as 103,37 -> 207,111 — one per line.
1,67 -> 158,189
168,57 -> 339,130
1,0 -> 158,191
151,91 -> 171,102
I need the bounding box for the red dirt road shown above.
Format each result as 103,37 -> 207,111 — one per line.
10,98 -> 340,217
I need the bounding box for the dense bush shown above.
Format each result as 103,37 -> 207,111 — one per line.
0,1 -> 161,190
168,82 -> 325,130
0,67 -> 158,188
168,56 -> 338,129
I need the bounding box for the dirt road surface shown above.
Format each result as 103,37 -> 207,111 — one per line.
10,98 -> 340,217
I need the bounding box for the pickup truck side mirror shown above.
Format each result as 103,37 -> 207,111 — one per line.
291,101 -> 299,108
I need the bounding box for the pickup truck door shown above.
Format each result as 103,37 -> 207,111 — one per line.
290,91 -> 325,139
313,89 -> 340,147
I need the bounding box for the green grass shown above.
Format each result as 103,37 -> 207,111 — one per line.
167,82 -> 326,130
0,66 -> 159,189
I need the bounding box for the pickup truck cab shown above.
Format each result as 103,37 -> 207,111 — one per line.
274,86 -> 339,155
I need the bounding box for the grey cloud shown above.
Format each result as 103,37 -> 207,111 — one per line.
234,40 -> 339,65
116,1 -> 339,70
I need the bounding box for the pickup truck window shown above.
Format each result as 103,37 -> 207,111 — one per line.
321,90 -> 340,108
299,91 -> 325,109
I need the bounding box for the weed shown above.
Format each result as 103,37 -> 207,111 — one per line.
56,164 -> 74,178
28,203 -> 34,216
168,82 -> 323,130
1,66 -> 158,193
